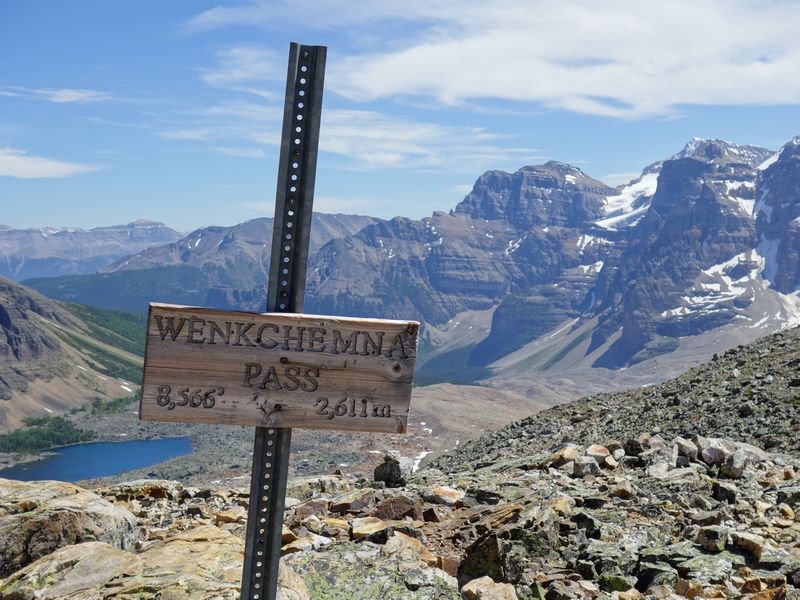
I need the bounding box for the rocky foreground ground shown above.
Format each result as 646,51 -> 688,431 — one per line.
1,328 -> 800,598
0,428 -> 798,599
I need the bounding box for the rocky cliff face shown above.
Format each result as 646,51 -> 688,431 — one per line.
0,278 -> 67,401
589,145 -> 765,367
756,138 -> 800,294
0,277 -> 143,430
304,163 -> 615,328
2,327 -> 799,599
0,221 -> 180,281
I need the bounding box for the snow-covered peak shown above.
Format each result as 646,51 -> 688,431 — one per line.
673,138 -> 773,168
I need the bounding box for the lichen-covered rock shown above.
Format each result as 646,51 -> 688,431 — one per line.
0,525 -> 309,600
285,540 -> 459,599
0,541 -> 141,600
0,478 -> 138,578
286,474 -> 350,501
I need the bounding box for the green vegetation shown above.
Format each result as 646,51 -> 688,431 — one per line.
24,266 -> 210,313
90,395 -> 137,415
541,329 -> 592,370
64,303 -> 146,356
50,328 -> 143,383
415,344 -> 492,386
0,416 -> 96,454
630,337 -> 680,366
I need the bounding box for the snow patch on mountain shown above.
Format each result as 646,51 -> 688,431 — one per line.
595,172 -> 659,231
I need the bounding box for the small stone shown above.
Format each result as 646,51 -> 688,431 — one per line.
638,562 -> 679,589
282,537 -> 314,555
214,506 -> 247,524
462,575 -> 519,600
674,436 -> 699,460
426,486 -> 464,506
423,506 -> 446,522
690,511 -> 722,526
573,457 -> 601,477
282,524 -> 297,543
351,516 -> 388,539
696,525 -> 728,552
713,480 -> 738,503
586,444 -> 610,462
373,495 -> 419,521
598,573 -> 636,592
550,445 -> 581,467
329,489 -> 375,514
609,479 -> 636,499
384,531 -> 437,566
730,531 -> 765,560
373,455 -> 405,488
645,462 -> 671,479
720,449 -> 749,479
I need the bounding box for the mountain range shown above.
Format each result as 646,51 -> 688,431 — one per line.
17,136 -> 800,404
0,220 -> 181,281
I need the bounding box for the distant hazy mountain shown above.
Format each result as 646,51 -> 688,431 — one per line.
25,213 -> 380,313
0,221 -> 181,281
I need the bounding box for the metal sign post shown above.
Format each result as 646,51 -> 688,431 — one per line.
137,42 -> 419,600
240,42 -> 325,600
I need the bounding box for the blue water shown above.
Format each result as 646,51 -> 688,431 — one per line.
0,437 -> 193,482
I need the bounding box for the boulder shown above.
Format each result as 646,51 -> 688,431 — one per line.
285,540 -> 460,599
329,489 -> 375,514
0,478 -> 138,578
374,455 -> 406,488
373,495 -> 421,521
351,516 -> 388,539
0,541 -> 141,599
462,575 -> 519,599
0,525 -> 309,600
424,486 -> 464,506
285,474 -> 350,500
573,457 -> 601,477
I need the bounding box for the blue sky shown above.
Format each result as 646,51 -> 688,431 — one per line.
2,0 -> 799,232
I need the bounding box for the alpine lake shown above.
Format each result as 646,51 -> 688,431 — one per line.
0,437 -> 193,482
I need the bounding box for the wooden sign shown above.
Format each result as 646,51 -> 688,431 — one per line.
139,303 -> 419,434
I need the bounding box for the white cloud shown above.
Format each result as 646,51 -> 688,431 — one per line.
155,100 -> 539,172
200,46 -> 281,98
0,86 -> 112,103
185,0 -> 800,118
0,147 -> 100,179
321,109 -> 539,171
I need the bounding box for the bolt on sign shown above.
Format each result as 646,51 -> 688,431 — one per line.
139,304 -> 418,433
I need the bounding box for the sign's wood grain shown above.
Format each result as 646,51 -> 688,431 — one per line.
139,303 -> 419,433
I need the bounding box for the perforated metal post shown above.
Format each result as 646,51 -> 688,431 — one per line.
240,42 -> 326,600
